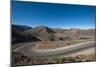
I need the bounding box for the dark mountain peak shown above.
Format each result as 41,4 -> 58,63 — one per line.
35,25 -> 48,28
34,25 -> 50,30
33,25 -> 55,33
12,24 -> 32,32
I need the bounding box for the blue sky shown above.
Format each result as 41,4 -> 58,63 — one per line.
12,1 -> 96,29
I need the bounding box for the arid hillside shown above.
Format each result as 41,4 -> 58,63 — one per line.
12,24 -> 95,44
12,24 -> 96,66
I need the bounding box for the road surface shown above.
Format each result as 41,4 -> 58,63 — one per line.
13,41 -> 96,59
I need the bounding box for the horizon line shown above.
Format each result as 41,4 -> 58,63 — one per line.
12,24 -> 95,30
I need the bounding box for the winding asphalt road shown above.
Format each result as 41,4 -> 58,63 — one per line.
13,41 -> 96,59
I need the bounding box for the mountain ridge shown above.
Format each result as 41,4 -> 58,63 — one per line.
12,24 -> 95,44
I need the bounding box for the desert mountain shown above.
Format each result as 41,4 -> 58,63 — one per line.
12,24 -> 32,32
12,24 -> 95,44
12,25 -> 40,44
21,25 -> 55,41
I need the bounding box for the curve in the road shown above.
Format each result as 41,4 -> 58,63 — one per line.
13,41 -> 96,59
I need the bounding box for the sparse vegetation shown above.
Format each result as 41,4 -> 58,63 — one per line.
12,24 -> 95,66
35,40 -> 90,49
12,53 -> 95,66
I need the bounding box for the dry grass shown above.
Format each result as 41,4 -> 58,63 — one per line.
35,40 -> 89,49
12,53 -> 95,66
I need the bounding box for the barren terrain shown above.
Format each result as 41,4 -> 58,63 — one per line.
12,25 -> 96,66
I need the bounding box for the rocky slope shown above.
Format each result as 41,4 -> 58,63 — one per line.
12,24 -> 95,44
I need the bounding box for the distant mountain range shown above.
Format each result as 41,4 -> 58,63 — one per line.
12,24 -> 32,32
12,24 -> 95,44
